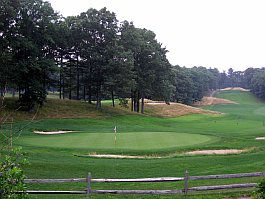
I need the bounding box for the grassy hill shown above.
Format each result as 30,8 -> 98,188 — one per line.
205,90 -> 265,122
215,90 -> 262,104
1,97 -> 136,121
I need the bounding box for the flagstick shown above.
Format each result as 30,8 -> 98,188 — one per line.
114,126 -> 117,145
114,131 -> 116,145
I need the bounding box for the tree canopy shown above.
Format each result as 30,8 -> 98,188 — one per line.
1,0 -> 265,112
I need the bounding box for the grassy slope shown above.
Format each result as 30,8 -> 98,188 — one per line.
207,90 -> 265,122
1,97 -> 133,120
1,91 -> 265,198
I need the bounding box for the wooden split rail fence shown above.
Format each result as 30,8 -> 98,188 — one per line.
12,171 -> 265,196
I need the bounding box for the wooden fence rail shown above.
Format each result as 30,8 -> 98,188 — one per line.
10,171 -> 265,196
19,183 -> 257,195
24,177 -> 184,183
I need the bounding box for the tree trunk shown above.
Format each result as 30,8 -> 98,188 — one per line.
0,84 -> 3,97
136,91 -> 140,112
0,85 -> 3,108
62,72 -> 65,99
111,90 -> 115,107
88,66 -> 92,103
88,85 -> 92,103
96,97 -> 101,110
18,87 -> 21,100
131,90 -> 134,112
59,53 -> 63,99
81,69 -> 86,101
76,55 -> 80,100
0,82 -> 7,107
69,65 -> 72,100
12,88 -> 15,97
28,101 -> 35,113
42,71 -> 46,92
59,70 -> 62,99
141,92 -> 144,114
96,88 -> 101,110
133,91 -> 137,112
24,86 -> 34,113
83,85 -> 86,101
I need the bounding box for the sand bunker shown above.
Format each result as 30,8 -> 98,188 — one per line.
87,154 -> 162,159
186,149 -> 245,155
144,99 -> 163,103
146,102 -> 170,105
256,137 -> 265,140
83,149 -> 246,159
194,97 -> 237,106
221,87 -> 250,91
34,130 -> 78,135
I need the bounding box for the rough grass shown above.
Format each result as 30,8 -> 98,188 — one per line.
193,96 -> 237,106
0,97 -> 135,121
2,95 -> 223,121
144,102 -> 220,117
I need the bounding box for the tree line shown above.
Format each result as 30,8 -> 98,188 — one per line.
1,0 -> 172,112
173,66 -> 265,103
1,0 -> 265,113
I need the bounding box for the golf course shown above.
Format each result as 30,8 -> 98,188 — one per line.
2,89 -> 265,198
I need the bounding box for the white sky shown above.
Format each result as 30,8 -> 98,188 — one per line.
47,0 -> 265,72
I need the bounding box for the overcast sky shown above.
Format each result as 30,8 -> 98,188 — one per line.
47,0 -> 265,72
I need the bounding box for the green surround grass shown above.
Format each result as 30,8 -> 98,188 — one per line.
17,132 -> 214,151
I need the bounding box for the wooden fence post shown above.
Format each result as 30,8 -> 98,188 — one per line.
86,172 -> 91,198
184,170 -> 189,195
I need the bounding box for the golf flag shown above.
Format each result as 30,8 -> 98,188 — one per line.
114,126 -> 117,145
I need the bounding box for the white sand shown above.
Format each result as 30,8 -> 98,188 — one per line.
256,137 -> 265,140
34,130 -> 78,135
186,149 -> 245,155
220,87 -> 250,91
87,149 -> 246,159
147,102 -> 167,105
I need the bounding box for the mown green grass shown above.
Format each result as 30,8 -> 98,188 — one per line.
1,90 -> 265,198
17,132 -> 214,151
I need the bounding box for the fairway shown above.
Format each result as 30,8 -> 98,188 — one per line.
17,132 -> 214,150
3,90 -> 265,199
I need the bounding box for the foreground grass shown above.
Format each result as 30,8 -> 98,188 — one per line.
1,90 -> 265,198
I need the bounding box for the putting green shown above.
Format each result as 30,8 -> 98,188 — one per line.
18,132 -> 215,150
